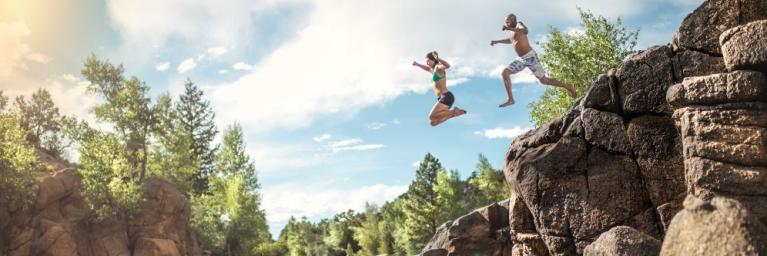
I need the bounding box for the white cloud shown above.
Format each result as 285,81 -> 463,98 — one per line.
412,160 -> 421,167
312,133 -> 331,142
262,183 -> 408,224
155,62 -> 170,71
218,69 -> 228,74
475,126 -> 533,139
232,62 -> 253,71
25,53 -> 52,64
103,0 -> 691,133
367,119 -> 401,130
207,46 -> 228,57
367,122 -> 386,130
327,138 -> 383,153
177,58 -> 196,73
0,21 -> 51,77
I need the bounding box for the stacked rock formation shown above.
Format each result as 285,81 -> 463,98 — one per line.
3,164 -> 200,255
421,0 -> 766,255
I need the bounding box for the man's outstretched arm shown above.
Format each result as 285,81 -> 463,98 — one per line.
491,38 -> 512,46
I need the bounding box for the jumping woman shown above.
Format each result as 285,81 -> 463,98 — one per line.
412,51 -> 467,126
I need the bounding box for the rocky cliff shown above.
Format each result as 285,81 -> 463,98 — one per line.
421,0 -> 767,255
1,152 -> 200,256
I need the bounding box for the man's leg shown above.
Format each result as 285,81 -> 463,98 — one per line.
500,61 -> 525,108
539,76 -> 577,98
499,68 -> 514,108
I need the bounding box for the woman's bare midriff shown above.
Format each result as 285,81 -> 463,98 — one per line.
433,82 -> 449,96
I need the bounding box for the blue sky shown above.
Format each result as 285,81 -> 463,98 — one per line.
0,0 -> 702,237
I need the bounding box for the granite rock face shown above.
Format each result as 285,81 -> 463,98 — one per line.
420,200 -> 513,256
583,226 -> 661,256
660,196 -> 767,256
2,166 -> 200,256
422,1 -> 767,255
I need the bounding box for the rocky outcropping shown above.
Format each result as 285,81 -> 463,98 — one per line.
583,226 -> 661,256
660,196 -> 767,255
420,200 -> 513,256
504,43 -> 687,255
2,165 -> 200,256
422,0 -> 767,255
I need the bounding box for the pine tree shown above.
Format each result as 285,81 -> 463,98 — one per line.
149,93 -> 198,193
192,123 -> 269,255
176,78 -> 218,194
402,153 -> 442,253
467,154 -> 510,207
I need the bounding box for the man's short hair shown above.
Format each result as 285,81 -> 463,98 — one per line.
508,13 -> 516,18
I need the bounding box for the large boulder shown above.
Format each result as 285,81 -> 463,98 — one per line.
720,20 -> 767,73
671,50 -> 725,82
672,0 -> 767,55
583,226 -> 661,256
420,201 -> 512,256
667,70 -> 767,107
660,196 -> 767,255
615,46 -> 675,115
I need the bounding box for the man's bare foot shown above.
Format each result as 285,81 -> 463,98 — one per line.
454,107 -> 467,116
565,84 -> 577,98
498,99 -> 515,108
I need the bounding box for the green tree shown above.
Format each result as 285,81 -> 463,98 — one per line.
530,8 -> 638,126
353,203 -> 382,256
379,198 -> 408,255
13,89 -> 66,156
467,154 -> 510,207
82,55 -> 157,180
280,217 -> 329,256
78,132 -> 144,220
176,79 -> 218,194
0,91 -> 8,113
0,115 -> 39,250
148,94 -> 198,194
324,209 -> 361,255
253,241 -> 289,256
192,123 -> 270,255
435,169 -> 469,222
402,153 -> 442,253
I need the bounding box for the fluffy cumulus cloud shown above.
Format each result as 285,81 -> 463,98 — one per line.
312,133 -> 331,142
232,62 -> 253,71
155,62 -> 170,71
475,126 -> 533,139
0,21 -> 51,77
177,58 -> 196,73
262,183 -> 408,224
103,0 -> 700,133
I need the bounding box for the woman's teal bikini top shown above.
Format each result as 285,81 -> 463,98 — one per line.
432,68 -> 444,82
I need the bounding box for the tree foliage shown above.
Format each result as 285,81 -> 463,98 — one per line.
530,8 -> 638,126
191,124 -> 270,255
13,89 -> 67,156
177,79 -> 218,194
78,132 -> 144,220
0,115 -> 39,242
